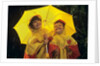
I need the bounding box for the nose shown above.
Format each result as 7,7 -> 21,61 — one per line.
38,22 -> 41,25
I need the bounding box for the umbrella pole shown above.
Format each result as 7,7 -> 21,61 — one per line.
46,44 -> 49,58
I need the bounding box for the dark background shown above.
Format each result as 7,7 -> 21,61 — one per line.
7,5 -> 88,59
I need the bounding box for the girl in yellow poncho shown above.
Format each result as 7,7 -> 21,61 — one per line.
24,15 -> 48,58
48,19 -> 80,59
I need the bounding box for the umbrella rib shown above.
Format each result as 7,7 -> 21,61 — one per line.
66,24 -> 76,33
45,6 -> 51,21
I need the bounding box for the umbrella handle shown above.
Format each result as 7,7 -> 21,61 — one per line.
46,44 -> 48,53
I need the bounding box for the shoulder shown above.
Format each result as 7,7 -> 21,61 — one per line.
41,28 -> 47,32
66,36 -> 78,45
66,36 -> 75,40
27,36 -> 36,44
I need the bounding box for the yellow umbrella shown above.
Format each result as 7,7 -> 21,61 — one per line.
13,5 -> 76,45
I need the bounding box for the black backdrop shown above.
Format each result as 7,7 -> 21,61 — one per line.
7,5 -> 88,59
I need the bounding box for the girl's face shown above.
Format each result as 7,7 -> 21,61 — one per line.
54,22 -> 64,34
32,20 -> 42,29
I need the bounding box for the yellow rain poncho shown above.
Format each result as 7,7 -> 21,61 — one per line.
24,28 -> 47,58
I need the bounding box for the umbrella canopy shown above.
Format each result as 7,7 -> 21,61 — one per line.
13,5 -> 76,44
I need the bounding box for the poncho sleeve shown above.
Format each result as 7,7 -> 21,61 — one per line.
66,36 -> 80,59
48,38 -> 60,58
24,36 -> 43,58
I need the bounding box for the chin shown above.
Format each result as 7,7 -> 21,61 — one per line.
37,26 -> 41,29
57,30 -> 61,32
56,31 -> 61,34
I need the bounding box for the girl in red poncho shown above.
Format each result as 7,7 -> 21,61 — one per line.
48,20 -> 80,59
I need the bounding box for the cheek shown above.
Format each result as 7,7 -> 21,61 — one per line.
60,25 -> 64,29
54,28 -> 57,31
32,23 -> 37,28
54,26 -> 57,30
59,26 -> 64,31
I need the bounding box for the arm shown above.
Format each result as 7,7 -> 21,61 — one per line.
63,36 -> 80,59
25,37 -> 43,56
67,37 -> 80,59
49,44 -> 60,58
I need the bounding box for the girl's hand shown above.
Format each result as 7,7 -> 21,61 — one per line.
44,38 -> 48,45
52,49 -> 60,58
33,39 -> 43,43
44,34 -> 48,40
43,34 -> 48,44
62,45 -> 67,49
33,39 -> 38,43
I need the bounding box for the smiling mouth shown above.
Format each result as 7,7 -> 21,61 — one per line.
56,28 -> 61,30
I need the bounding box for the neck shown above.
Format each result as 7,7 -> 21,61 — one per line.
31,28 -> 41,33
